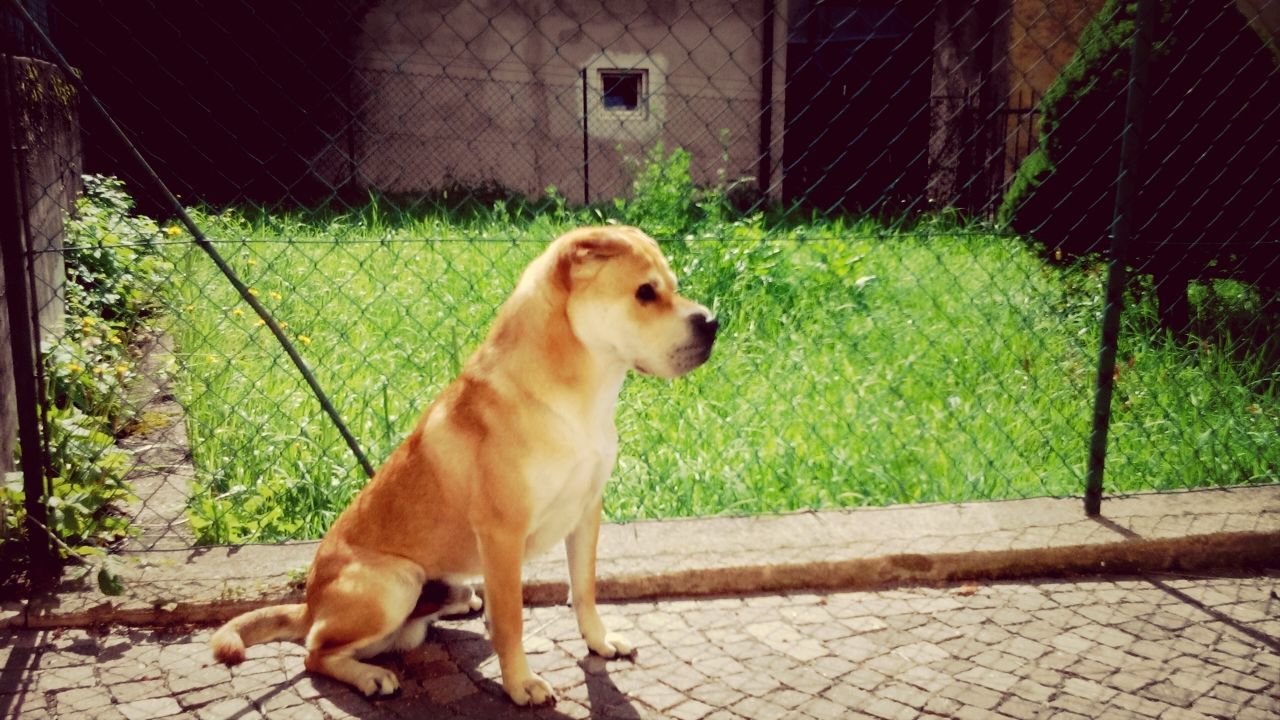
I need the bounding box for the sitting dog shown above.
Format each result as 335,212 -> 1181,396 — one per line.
210,226 -> 718,705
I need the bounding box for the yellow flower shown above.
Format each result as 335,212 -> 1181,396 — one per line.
247,288 -> 258,296
279,321 -> 289,329
257,319 -> 266,326
66,362 -> 83,374
269,291 -> 282,301
92,366 -> 105,376
297,334 -> 312,345
164,226 -> 182,237
183,304 -> 195,313
115,364 -> 129,376
246,258 -> 258,267
231,308 -> 244,318
206,355 -> 216,364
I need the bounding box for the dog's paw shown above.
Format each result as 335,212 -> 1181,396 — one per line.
505,673 -> 556,706
586,632 -> 635,659
355,665 -> 401,697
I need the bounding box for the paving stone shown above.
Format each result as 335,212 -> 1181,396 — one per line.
1141,680 -> 1200,707
730,696 -> 792,720
923,695 -> 962,717
52,686 -> 115,714
1050,692 -> 1106,716
109,679 -> 172,704
4,572 -> 1279,719
1008,678 -> 1056,704
863,696 -> 918,720
117,696 -> 183,720
955,666 -> 1020,693
939,681 -> 1003,710
997,695 -> 1045,719
1158,707 -> 1215,720
1110,691 -> 1170,718
795,695 -> 849,720
667,699 -> 716,720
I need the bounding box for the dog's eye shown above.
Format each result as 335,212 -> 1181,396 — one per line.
635,283 -> 657,303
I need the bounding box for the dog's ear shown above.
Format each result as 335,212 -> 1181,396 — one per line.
555,232 -> 631,289
568,235 -> 630,262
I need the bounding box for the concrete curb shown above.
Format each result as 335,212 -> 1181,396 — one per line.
9,486 -> 1280,629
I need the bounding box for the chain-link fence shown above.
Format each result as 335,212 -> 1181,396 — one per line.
1,0 -> 1277,570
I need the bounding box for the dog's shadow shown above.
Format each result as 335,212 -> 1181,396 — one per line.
302,622 -> 643,719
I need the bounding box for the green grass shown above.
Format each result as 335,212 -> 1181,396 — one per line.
161,207 -> 1280,544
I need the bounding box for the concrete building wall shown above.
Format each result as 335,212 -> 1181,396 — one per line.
345,0 -> 771,204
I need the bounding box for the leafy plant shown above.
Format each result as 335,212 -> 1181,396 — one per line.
41,406 -> 135,548
4,175 -> 170,574
619,142 -> 702,237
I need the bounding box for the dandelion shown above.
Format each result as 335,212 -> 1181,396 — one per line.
92,365 -> 105,376
231,308 -> 244,318
257,319 -> 266,326
66,362 -> 83,374
206,355 -> 216,364
269,291 -> 282,301
279,321 -> 289,329
246,258 -> 258,267
247,288 -> 259,297
115,364 -> 129,376
297,334 -> 312,346
164,226 -> 182,237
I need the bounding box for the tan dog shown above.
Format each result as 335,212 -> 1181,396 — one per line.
210,226 -> 718,705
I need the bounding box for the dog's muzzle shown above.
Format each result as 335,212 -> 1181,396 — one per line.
670,313 -> 718,374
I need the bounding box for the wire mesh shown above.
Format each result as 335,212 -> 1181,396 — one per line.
0,0 -> 1276,556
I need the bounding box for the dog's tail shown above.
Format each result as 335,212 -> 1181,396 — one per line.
210,604 -> 308,664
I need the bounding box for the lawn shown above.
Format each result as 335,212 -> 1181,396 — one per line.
161,204 -> 1279,544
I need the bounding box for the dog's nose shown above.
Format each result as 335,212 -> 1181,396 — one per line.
690,313 -> 719,341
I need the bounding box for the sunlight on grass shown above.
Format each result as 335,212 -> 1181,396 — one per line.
162,207 -> 1279,543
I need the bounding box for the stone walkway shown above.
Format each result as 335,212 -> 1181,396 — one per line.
2,571 -> 1276,719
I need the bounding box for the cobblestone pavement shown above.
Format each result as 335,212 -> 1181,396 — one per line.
2,572 -> 1276,719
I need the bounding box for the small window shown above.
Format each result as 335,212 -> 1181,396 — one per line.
600,70 -> 645,111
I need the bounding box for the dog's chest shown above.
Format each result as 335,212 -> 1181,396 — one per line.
523,429 -> 617,558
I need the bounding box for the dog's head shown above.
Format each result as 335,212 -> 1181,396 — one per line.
550,226 -> 717,379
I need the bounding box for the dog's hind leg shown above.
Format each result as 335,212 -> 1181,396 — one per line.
303,553 -> 424,696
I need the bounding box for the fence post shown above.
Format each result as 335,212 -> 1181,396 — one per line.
0,52 -> 55,571
581,67 -> 589,204
1084,0 -> 1155,516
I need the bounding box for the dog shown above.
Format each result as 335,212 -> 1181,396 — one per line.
210,225 -> 718,705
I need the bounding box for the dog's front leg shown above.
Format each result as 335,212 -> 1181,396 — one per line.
478,526 -> 554,706
566,496 -> 635,659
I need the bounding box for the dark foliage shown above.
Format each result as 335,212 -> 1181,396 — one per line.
1001,0 -> 1279,289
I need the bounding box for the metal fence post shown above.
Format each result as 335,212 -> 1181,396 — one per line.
0,51 -> 55,571
581,67 -> 590,204
1085,0 -> 1155,516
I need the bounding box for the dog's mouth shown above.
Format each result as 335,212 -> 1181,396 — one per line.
633,339 -> 715,378
668,340 -> 715,375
